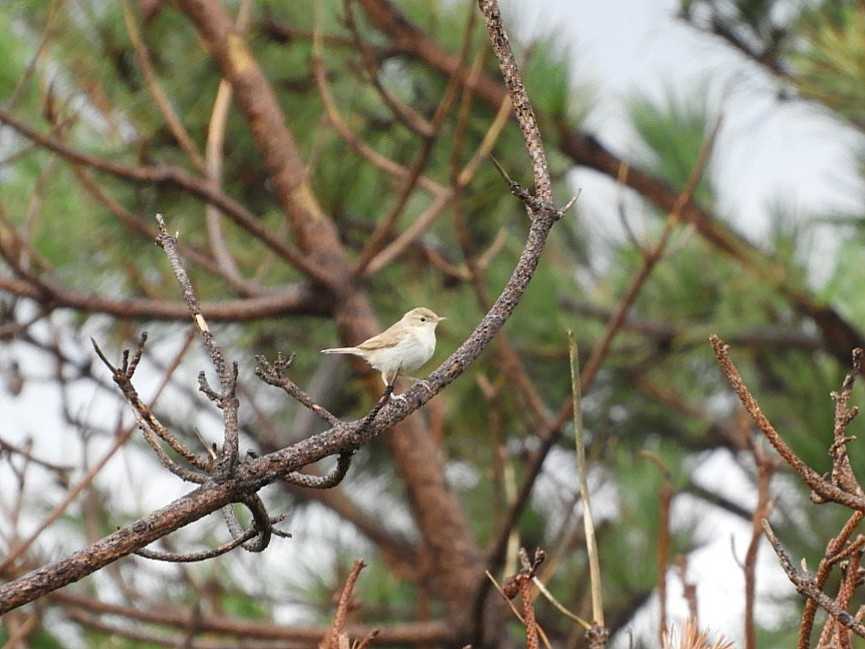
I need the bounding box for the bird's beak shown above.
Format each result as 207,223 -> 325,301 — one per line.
437,316 -> 447,322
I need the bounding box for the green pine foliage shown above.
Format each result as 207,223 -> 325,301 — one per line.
6,1 -> 865,647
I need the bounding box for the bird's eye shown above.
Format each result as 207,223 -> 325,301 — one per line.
420,317 -> 427,322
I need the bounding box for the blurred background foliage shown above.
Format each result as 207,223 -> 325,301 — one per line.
4,1 -> 865,648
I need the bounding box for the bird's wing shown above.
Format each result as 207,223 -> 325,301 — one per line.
356,322 -> 401,351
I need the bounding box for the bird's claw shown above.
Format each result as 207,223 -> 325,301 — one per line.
389,392 -> 408,404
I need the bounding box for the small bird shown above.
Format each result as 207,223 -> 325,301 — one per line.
321,307 -> 445,390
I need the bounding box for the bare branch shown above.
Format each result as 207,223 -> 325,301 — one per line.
0,274 -> 329,321
763,521 -> 865,638
710,335 -> 865,511
0,436 -> 73,475
478,0 -> 551,203
136,512 -> 290,563
156,214 -> 240,476
323,560 -> 366,649
56,591 -> 448,645
256,353 -> 341,427
283,452 -> 353,489
799,512 -> 865,649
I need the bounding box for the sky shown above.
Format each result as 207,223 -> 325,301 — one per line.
507,0 -> 862,279
3,0 -> 864,646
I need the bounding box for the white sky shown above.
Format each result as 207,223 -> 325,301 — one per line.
507,0 -> 862,272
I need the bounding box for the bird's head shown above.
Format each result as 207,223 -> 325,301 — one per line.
402,307 -> 445,331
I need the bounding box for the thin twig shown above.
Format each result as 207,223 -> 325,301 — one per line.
123,0 -> 205,171
568,330 -> 604,627
0,436 -> 73,475
484,570 -> 554,649
256,353 -> 341,427
531,576 -> 590,629
763,521 -> 865,638
744,441 -> 774,649
136,512 -> 291,563
323,560 -> 366,649
204,0 -> 257,291
710,336 -> 865,512
156,214 -> 240,476
799,512 -> 864,649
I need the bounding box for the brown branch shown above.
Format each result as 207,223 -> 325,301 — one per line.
447,31 -> 548,428
676,555 -> 699,627
680,13 -> 788,78
343,0 -> 433,138
0,436 -> 73,475
562,298 -> 822,351
135,512 -> 289,563
710,336 -> 865,511
478,0 -> 550,204
66,609 -> 309,649
71,166 -> 245,291
56,591 -> 447,645
829,349 -> 864,496
256,352 -> 342,427
311,44 -> 447,198
156,214 -> 241,476
743,442 -> 775,649
657,472 -> 672,643
0,274 -> 328,320
123,0 -> 206,171
0,108 -> 333,286
816,537 -> 863,649
800,514 -> 864,649
520,575 -> 540,649
91,333 -> 211,481
322,560 -> 367,649
763,521 -> 865,638
486,569 -> 555,649
836,540 -> 862,649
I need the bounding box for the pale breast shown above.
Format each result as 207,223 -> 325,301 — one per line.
365,327 -> 436,375
404,327 -> 436,371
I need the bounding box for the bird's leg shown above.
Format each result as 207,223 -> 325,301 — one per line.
384,369 -> 408,403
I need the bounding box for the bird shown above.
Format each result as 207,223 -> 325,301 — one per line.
321,307 -> 445,392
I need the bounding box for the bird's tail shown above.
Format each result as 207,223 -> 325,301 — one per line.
320,347 -> 361,355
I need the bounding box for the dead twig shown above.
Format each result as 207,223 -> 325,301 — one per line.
763,521 -> 865,638
799,512 -> 864,649
322,560 -> 367,649
568,331 -> 605,630
135,511 -> 290,562
156,215 -> 240,477
710,336 -> 865,511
